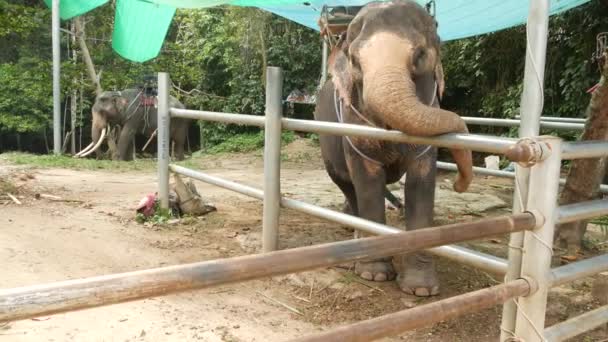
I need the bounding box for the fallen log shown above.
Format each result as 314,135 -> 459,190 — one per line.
6,193 -> 21,205
35,194 -> 84,203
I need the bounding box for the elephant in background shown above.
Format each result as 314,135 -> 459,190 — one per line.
314,0 -> 473,296
75,89 -> 191,161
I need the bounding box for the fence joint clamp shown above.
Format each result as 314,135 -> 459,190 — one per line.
504,137 -> 552,167
519,276 -> 539,297
524,210 -> 545,229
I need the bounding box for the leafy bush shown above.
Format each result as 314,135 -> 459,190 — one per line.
205,130 -> 296,154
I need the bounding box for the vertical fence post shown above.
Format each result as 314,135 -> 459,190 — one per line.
500,0 -> 550,338
320,39 -> 328,87
52,0 -> 61,154
512,136 -> 562,341
262,67 -> 283,252
157,72 -> 171,210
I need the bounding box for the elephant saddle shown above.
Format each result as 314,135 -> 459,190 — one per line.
140,95 -> 157,108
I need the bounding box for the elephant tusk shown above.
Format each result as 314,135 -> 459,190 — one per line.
78,128 -> 107,158
74,141 -> 95,158
141,128 -> 158,152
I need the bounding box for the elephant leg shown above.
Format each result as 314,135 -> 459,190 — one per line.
172,135 -> 186,161
396,149 -> 439,296
126,138 -> 135,161
335,179 -> 358,216
347,153 -> 395,282
117,126 -> 135,161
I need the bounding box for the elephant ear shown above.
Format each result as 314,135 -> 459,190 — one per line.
114,96 -> 129,114
329,35 -> 354,106
434,60 -> 446,101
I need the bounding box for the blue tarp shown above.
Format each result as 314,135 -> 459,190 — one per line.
46,0 -> 591,62
259,0 -> 590,41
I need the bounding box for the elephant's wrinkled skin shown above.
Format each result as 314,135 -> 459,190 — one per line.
81,89 -> 190,161
314,0 -> 473,296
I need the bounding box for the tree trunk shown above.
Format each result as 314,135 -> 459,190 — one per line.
74,16 -> 102,96
106,125 -> 119,160
556,48 -> 608,254
259,26 -> 267,86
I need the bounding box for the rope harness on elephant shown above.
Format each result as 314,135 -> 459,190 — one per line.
333,83 -> 437,166
119,89 -> 157,135
124,90 -> 144,123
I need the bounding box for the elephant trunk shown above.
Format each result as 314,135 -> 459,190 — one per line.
362,65 -> 473,192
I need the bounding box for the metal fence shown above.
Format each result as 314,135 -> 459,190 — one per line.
158,67 -> 608,341
2,2 -> 608,342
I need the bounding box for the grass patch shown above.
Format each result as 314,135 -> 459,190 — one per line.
206,131 -> 296,154
1,152 -> 156,171
591,215 -> 608,237
1,152 -> 198,171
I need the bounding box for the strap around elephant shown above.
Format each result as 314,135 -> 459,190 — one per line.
334,92 -> 384,166
333,83 -> 437,166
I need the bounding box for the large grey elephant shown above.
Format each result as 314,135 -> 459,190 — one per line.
75,89 -> 190,161
315,0 -> 473,296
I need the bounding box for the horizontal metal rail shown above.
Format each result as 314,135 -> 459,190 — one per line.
556,199 -> 608,224
172,108 -> 608,161
437,161 -> 608,193
462,117 -> 584,131
290,278 -> 532,342
562,141 -> 608,160
550,254 -> 608,288
170,165 -> 510,274
515,115 -> 586,123
544,305 -> 608,342
171,108 -> 518,156
0,212 -> 534,323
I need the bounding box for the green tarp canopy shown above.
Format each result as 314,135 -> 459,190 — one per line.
44,0 -> 591,62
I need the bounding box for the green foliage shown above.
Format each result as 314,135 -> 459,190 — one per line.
136,201 -> 174,225
206,130 -> 295,154
3,1 -> 608,153
591,215 -> 608,237
441,1 -> 608,138
306,133 -> 320,145
1,152 -> 199,170
0,60 -> 52,133
0,152 -> 157,170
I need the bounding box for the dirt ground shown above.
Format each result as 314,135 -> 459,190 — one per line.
1,138 -> 607,342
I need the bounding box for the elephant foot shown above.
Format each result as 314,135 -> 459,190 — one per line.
396,253 -> 439,297
355,258 -> 395,282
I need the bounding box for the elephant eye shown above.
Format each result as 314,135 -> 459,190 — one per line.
413,48 -> 425,67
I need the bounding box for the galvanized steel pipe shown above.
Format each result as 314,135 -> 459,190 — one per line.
262,67 -> 283,252
462,117 -> 584,131
169,109 -> 520,157
550,254 -> 608,287
157,73 -> 171,210
515,115 -> 586,123
437,161 -> 608,193
169,165 -> 510,274
501,0 -> 551,336
556,199 -> 608,224
544,305 -> 608,342
52,0 -> 61,154
514,137 -> 562,341
562,141 -> 608,160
